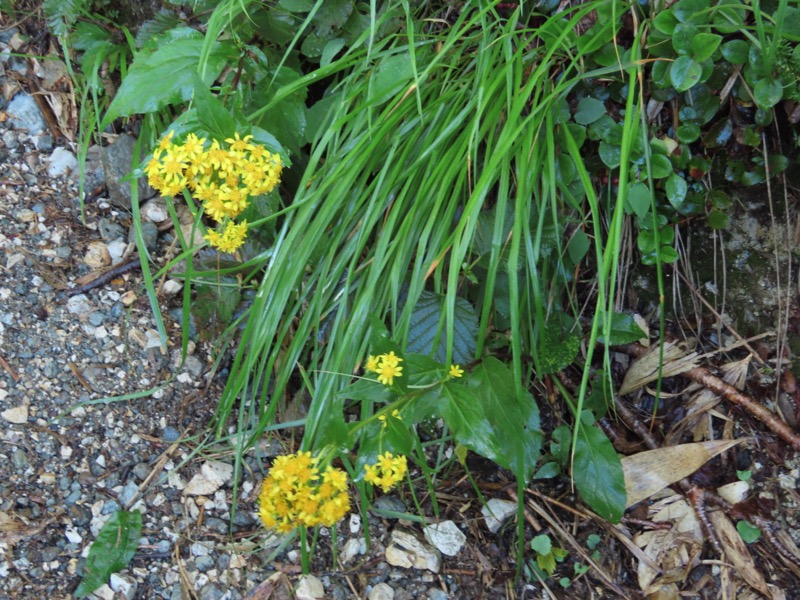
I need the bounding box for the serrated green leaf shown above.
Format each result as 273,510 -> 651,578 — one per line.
574,97 -> 606,125
670,56 -> 702,92
440,358 -> 542,481
406,291 -> 477,365
573,413 -> 625,522
104,32 -> 237,124
74,510 -> 142,598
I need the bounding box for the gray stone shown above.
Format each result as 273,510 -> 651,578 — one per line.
11,448 -> 29,470
101,500 -> 121,515
55,246 -> 72,259
118,480 -> 139,506
34,134 -> 53,151
98,218 -> 126,242
204,517 -> 228,535
373,495 -> 407,516
40,547 -> 59,562
84,144 -> 106,193
183,355 -> 204,378
103,134 -> 156,209
7,93 -> 45,134
426,591 -> 448,600
195,555 -> 214,572
130,221 -> 158,251
2,130 -> 18,149
161,425 -> 180,442
88,311 -> 107,327
132,463 -> 150,481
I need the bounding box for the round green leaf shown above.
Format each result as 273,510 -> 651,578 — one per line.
626,182 -> 651,219
707,209 -> 730,230
670,56 -> 702,92
721,39 -> 749,64
713,0 -> 746,33
736,520 -> 762,543
574,97 -> 606,125
753,78 -> 783,109
651,60 -> 671,89
599,141 -> 621,168
691,33 -> 721,62
658,246 -> 679,263
653,10 -> 678,34
676,123 -> 701,143
671,23 -> 698,55
650,153 -> 673,179
665,173 -> 688,208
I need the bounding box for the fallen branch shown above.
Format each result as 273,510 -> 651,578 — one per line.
622,343 -> 800,452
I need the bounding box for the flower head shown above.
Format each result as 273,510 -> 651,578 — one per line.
204,219 -> 248,254
448,364 -> 464,379
363,452 -> 408,493
365,352 -> 404,386
259,452 -> 350,533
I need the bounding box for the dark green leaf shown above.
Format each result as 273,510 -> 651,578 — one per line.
665,173 -> 688,209
406,291 -> 477,365
252,67 -> 307,154
599,141 -> 621,168
192,278 -> 241,341
104,32 -> 237,123
74,510 -> 142,598
670,56 -> 702,92
574,97 -> 606,125
441,358 -> 542,481
707,209 -> 730,230
691,33 -> 721,62
279,0 -> 313,11
713,0 -> 746,33
368,51 -> 414,106
626,182 -> 650,219
704,118 -> 733,147
534,461 -> 561,479
676,123 -> 701,143
672,0 -> 710,23
671,23 -> 698,55
721,39 -> 749,64
658,246 -> 680,262
653,10 -> 678,34
753,78 -> 783,109
573,413 -> 625,522
193,79 -> 236,141
551,425 -> 571,466
313,0 -> 354,37
649,153 -> 673,179
597,312 -> 647,345
321,38 -> 345,67
567,229 -> 590,264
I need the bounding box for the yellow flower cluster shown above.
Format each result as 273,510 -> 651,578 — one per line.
144,130 -> 283,253
364,452 -> 408,493
378,408 -> 402,429
258,451 -> 350,533
365,352 -> 404,386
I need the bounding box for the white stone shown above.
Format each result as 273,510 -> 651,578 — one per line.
141,198 -> 169,223
161,279 -> 183,295
6,253 -> 25,269
183,460 -> 233,496
90,583 -> 115,600
47,147 -> 78,177
481,498 -> 517,533
384,529 -> 441,573
106,239 -> 128,263
717,481 -> 749,505
423,520 -> 466,556
109,573 -> 137,600
190,542 -> 211,556
64,528 -> 82,544
349,513 -> 362,535
368,582 -> 395,600
66,294 -> 93,316
295,574 -> 324,600
83,241 -> 111,269
339,537 -> 366,564
1,405 -> 28,424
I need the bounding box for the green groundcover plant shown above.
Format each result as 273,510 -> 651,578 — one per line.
39,0 -> 800,586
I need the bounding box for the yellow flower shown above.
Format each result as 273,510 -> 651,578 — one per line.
204,220 -> 248,254
156,130 -> 175,152
363,452 -> 408,493
182,132 -> 206,160
365,355 -> 380,373
376,362 -> 402,386
381,351 -> 401,368
226,132 -> 254,153
448,364 -> 464,378
258,452 -> 350,533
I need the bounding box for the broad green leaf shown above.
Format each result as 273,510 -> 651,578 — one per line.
652,10 -> 678,34
567,228 -> 590,264
626,182 -> 650,219
406,291 -> 477,365
104,31 -> 237,123
721,39 -> 749,64
649,154 -> 673,179
441,358 -> 542,481
672,0 -> 710,23
671,23 -> 698,55
690,33 -> 721,62
74,510 -> 142,598
753,78 -> 783,109
321,38 -> 345,67
665,173 -> 688,209
192,79 -> 236,141
313,0 -> 354,37
669,56 -> 702,92
713,0 -> 746,33
280,0 -> 313,10
597,312 -> 647,345
573,413 -> 625,522
574,97 -> 606,125
252,67 -> 307,154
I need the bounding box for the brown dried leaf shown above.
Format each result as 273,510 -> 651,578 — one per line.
619,341 -> 700,396
245,572 -> 293,600
622,439 -> 743,507
708,510 -> 772,598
